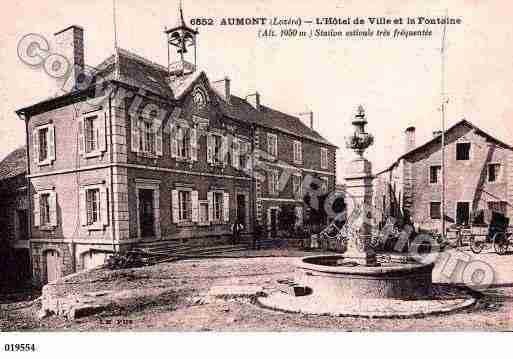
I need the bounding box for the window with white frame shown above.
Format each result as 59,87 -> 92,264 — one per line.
33,124 -> 55,165
213,134 -> 223,164
268,170 -> 280,195
267,133 -> 278,158
33,190 -> 57,229
213,192 -> 223,221
85,117 -> 99,153
171,188 -> 198,224
293,174 -> 302,199
78,113 -> 106,157
320,148 -> 328,169
207,132 -> 226,165
40,193 -> 51,226
198,201 -> 209,225
86,188 -> 101,225
239,140 -> 249,169
177,127 -> 190,159
293,140 -> 302,163
207,191 -> 230,223
141,121 -> 155,154
130,115 -> 163,157
487,163 -> 501,183
178,190 -> 192,221
80,184 -> 108,229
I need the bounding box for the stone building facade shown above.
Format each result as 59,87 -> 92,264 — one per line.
0,146 -> 31,284
15,9 -> 336,285
374,120 -> 513,232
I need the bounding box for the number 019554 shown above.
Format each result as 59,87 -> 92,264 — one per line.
4,344 -> 37,352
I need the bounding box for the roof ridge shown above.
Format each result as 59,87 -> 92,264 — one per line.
116,47 -> 169,73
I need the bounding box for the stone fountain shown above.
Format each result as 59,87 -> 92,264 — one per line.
257,106 -> 476,318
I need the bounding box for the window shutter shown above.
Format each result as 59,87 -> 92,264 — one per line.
131,115 -> 140,153
207,134 -> 214,164
170,125 -> 178,158
49,191 -> 57,227
78,117 -> 85,155
33,129 -> 40,163
48,124 -> 56,162
223,192 -> 230,223
232,139 -> 240,169
295,207 -> 303,226
191,190 -> 199,222
98,114 -> 107,152
190,127 -> 198,161
100,186 -> 109,226
33,194 -> 40,227
79,187 -> 87,226
155,122 -> 163,156
221,136 -> 228,165
207,191 -> 214,222
171,189 -> 179,223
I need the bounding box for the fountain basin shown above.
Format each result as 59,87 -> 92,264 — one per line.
297,255 -> 434,300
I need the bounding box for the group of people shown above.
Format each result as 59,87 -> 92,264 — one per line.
231,219 -> 265,250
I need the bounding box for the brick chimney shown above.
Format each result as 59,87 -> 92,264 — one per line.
212,77 -> 231,103
54,25 -> 84,90
298,111 -> 314,129
404,126 -> 416,153
246,92 -> 260,110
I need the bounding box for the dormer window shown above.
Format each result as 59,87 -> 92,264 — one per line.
293,140 -> 302,164
267,133 -> 277,158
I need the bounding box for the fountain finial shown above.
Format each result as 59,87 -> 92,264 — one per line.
345,105 -> 374,156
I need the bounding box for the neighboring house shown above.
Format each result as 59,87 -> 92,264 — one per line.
15,8 -> 336,285
0,146 -> 31,283
374,120 -> 513,232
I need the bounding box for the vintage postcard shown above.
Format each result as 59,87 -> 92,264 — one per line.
0,0 -> 512,356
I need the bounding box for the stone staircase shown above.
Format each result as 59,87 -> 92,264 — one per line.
133,238 -> 251,259
133,236 -> 299,260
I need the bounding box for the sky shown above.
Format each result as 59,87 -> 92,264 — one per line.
1,0 -> 512,180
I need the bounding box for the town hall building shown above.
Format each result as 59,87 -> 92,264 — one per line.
14,7 -> 337,285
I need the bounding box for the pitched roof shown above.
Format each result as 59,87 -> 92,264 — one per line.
0,146 -> 27,181
376,119 -> 513,175
94,48 -> 336,147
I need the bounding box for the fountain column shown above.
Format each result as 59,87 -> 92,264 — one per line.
343,105 -> 377,266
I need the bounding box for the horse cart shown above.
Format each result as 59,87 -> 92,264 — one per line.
454,210 -> 513,255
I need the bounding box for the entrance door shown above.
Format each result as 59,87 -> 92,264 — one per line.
236,194 -> 246,226
139,189 -> 155,238
270,208 -> 278,238
45,250 -> 61,283
456,202 -> 470,226
16,210 -> 28,241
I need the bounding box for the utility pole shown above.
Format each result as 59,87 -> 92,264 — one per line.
440,9 -> 448,239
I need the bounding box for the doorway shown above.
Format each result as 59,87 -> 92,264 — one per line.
45,250 -> 61,284
16,210 -> 28,241
139,189 -> 155,238
236,194 -> 246,226
270,208 -> 278,238
456,202 -> 470,226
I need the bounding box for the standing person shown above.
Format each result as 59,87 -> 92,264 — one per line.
231,219 -> 243,245
253,221 -> 263,250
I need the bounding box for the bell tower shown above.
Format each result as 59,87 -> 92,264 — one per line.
165,1 -> 198,76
